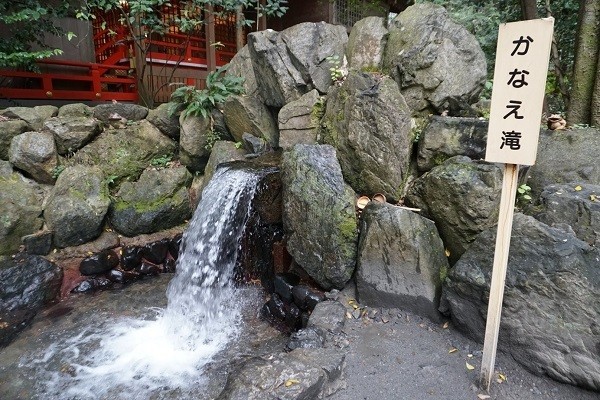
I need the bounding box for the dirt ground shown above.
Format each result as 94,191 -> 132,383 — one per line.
328,290 -> 599,400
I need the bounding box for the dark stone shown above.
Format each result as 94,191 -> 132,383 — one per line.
287,326 -> 326,350
242,132 -> 268,155
140,239 -> 169,264
136,262 -> 161,276
168,234 -> 182,260
0,254 -> 62,347
71,277 -> 112,293
79,250 -> 119,276
22,231 -> 53,256
108,269 -> 139,284
273,272 -> 300,302
292,285 -> 325,311
121,246 -> 142,271
262,293 -> 286,321
285,301 -> 302,331
164,258 -> 176,273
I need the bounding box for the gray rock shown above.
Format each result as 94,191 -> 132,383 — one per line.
248,22 -> 348,107
383,3 -> 486,115
93,103 -> 148,123
44,165 -> 110,248
69,120 -> 176,183
0,120 -> 29,160
178,113 -> 212,172
444,213 -> 600,391
242,132 -> 268,155
200,141 -> 247,194
405,156 -> 502,264
528,128 -> 600,196
307,300 -> 347,335
0,166 -> 44,255
356,203 -> 448,322
278,89 -> 321,151
44,116 -> 102,155
287,326 -> 326,350
227,45 -> 262,101
1,106 -> 58,130
223,95 -> 279,147
217,348 -> 345,400
57,103 -> 92,118
9,131 -> 58,184
322,71 -> 413,202
346,16 -> 388,70
146,103 -> 180,139
0,254 -> 62,347
417,116 -> 488,172
110,166 -> 192,237
282,145 -> 358,290
537,183 -> 600,247
22,231 -> 53,256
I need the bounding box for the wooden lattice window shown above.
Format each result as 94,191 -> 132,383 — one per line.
333,0 -> 386,30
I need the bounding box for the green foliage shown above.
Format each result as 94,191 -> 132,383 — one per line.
204,129 -> 222,151
150,154 -> 172,168
51,165 -> 65,180
0,1 -> 73,70
326,55 -> 345,83
168,64 -> 244,119
517,183 -> 532,205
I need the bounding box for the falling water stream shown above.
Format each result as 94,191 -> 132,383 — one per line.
0,166 -> 282,399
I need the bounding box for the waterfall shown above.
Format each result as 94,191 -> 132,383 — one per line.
37,166 -> 267,399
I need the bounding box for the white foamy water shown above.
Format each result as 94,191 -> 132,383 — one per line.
32,167 -> 264,399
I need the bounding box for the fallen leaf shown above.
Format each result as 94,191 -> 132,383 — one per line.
477,394 -> 491,399
345,311 -> 353,319
284,379 -> 300,387
575,185 -> 582,191
466,362 -> 475,371
445,249 -> 451,257
590,194 -> 598,202
352,304 -> 359,310
448,347 -> 458,354
498,372 -> 507,382
348,299 -> 356,305
442,321 -> 449,329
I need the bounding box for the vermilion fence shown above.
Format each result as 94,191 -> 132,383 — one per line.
0,60 -> 137,102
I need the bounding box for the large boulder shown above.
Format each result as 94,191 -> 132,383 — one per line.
356,203 -> 448,322
226,45 -> 262,101
536,183 -> 600,247
444,214 -> 600,391
248,22 -> 348,107
43,116 -> 102,155
146,103 -> 180,140
405,156 -> 502,264
44,165 -> 110,248
57,103 -> 93,118
0,120 -> 29,160
278,89 -> 322,150
110,166 -> 192,236
0,254 -> 62,347
69,120 -> 176,183
178,113 -> 212,172
383,3 -> 486,115
9,131 -> 58,184
322,71 -> 413,202
0,163 -> 44,255
417,116 -> 488,172
223,95 -> 279,147
346,16 -> 388,70
282,145 -> 358,290
528,128 -> 600,196
92,103 -> 148,123
1,106 -> 58,130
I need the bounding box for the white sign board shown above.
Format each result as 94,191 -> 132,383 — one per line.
484,18 -> 554,166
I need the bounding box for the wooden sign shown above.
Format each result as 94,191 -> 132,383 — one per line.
485,18 -> 555,166
481,18 -> 554,391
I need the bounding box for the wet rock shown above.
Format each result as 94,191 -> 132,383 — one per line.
79,250 -> 119,276
346,16 -> 388,70
274,273 -> 300,302
9,131 -> 58,184
356,203 -> 448,322
307,300 -> 346,335
71,277 -> 112,293
0,119 -> 29,160
44,165 -> 110,248
44,116 -> 102,155
121,246 -> 142,271
136,262 -> 161,276
444,214 -> 600,391
282,145 -> 358,290
242,132 -> 268,156
146,103 -> 180,139
107,269 -> 139,284
262,293 -> 287,321
93,103 -> 148,123
287,326 -> 326,350
0,254 -> 62,347
22,231 -> 53,256
292,285 -> 325,311
285,302 -> 302,331
168,234 -> 182,260
140,239 -> 169,264
163,258 -> 176,273
200,141 -> 247,194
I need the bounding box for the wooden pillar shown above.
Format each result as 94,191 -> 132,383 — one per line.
236,6 -> 245,51
206,5 -> 217,71
329,0 -> 336,24
258,0 -> 267,30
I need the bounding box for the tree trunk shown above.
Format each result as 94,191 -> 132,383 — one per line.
567,0 -> 600,125
591,48 -> 600,127
520,0 -> 538,20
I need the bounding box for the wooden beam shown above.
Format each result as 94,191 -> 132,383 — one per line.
259,0 -> 267,30
236,6 -> 245,51
480,163 -> 520,390
206,5 -> 217,71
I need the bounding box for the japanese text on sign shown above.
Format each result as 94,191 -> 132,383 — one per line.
485,18 -> 554,166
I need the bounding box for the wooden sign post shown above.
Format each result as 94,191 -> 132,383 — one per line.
481,18 -> 554,391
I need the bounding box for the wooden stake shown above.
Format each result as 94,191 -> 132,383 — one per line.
480,163 -> 520,390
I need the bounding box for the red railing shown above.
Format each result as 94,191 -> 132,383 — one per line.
146,32 -> 236,67
0,59 -> 137,102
